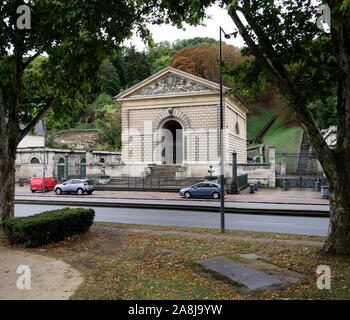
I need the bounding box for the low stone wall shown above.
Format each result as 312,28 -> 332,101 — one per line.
236,163 -> 272,186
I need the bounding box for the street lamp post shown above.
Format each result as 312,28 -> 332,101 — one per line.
42,120 -> 47,193
219,27 -> 231,233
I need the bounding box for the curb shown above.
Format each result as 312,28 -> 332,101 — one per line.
14,198 -> 330,218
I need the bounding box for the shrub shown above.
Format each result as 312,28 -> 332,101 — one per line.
2,208 -> 95,247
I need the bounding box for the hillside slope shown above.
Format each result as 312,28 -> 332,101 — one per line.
247,94 -> 303,155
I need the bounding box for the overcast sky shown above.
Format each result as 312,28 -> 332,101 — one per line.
124,3 -> 245,51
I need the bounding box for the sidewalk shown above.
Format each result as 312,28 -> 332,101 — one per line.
15,185 -> 329,205
0,227 -> 83,300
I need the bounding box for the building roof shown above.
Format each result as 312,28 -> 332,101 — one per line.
115,66 -> 250,113
20,120 -> 45,136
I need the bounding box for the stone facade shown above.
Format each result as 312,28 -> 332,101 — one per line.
116,67 -> 250,177
15,147 -> 122,181
15,129 -> 122,181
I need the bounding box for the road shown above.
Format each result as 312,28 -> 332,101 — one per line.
15,203 -> 330,236
14,195 -> 330,216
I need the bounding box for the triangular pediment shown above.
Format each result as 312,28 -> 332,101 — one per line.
116,67 -> 230,100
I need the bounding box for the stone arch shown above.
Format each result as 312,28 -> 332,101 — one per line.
30,156 -> 41,164
153,108 -> 191,131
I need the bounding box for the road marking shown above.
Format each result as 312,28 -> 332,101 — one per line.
236,220 -> 295,226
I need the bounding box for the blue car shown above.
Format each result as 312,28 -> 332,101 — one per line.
179,182 -> 224,199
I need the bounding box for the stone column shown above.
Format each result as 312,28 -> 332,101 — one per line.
268,146 -> 276,188
280,153 -> 287,175
64,154 -> 69,179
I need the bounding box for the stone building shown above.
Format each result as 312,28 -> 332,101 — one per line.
15,124 -> 122,181
116,67 -> 250,177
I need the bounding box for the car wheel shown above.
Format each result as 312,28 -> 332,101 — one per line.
44,187 -> 48,193
87,191 -> 93,195
212,192 -> 220,199
31,190 -> 36,193
77,188 -> 84,195
184,191 -> 191,198
55,188 -> 62,195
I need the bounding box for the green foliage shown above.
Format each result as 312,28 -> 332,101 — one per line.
119,46 -> 152,88
0,0 -> 213,133
2,208 -> 95,247
66,93 -> 122,150
308,95 -> 337,129
98,59 -> 121,97
224,0 -> 338,120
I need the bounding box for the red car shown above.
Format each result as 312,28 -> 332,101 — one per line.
30,177 -> 61,193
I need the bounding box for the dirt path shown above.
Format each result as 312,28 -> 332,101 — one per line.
0,247 -> 83,300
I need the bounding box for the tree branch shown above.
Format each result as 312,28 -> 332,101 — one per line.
227,6 -> 285,87
19,98 -> 56,142
226,3 -> 335,179
23,52 -> 41,70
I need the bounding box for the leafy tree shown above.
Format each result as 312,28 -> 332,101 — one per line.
171,42 -> 245,85
172,37 -> 216,51
224,0 -> 350,255
98,59 -> 121,97
71,93 -> 122,150
122,46 -> 152,88
308,94 -> 337,129
146,37 -> 217,73
0,0 -> 212,221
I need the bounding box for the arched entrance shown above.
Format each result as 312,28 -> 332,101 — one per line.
160,119 -> 183,164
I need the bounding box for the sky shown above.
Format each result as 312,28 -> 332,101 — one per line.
124,3 -> 245,51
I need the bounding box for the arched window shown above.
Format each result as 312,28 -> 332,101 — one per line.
100,157 -> 105,164
80,158 -> 87,178
30,157 -> 40,164
57,158 -> 65,179
235,121 -> 240,135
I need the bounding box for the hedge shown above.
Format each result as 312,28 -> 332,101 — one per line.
2,208 -> 95,247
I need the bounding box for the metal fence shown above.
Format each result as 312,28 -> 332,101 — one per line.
275,177 -> 328,188
97,176 -> 206,191
95,174 -> 249,192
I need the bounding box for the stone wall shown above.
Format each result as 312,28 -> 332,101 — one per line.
51,130 -> 101,149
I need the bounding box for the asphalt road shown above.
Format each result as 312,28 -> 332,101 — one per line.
14,203 -> 330,236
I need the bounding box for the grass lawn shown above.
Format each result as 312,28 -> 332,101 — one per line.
2,222 -> 350,300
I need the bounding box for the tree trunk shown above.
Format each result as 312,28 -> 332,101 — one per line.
0,153 -> 17,222
323,175 -> 350,256
323,158 -> 350,256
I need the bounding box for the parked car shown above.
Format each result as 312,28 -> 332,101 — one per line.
179,182 -> 224,199
30,177 -> 61,193
54,179 -> 94,195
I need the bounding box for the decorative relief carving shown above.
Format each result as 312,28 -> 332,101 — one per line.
132,74 -> 214,96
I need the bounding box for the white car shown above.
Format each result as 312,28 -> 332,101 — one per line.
54,179 -> 94,195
